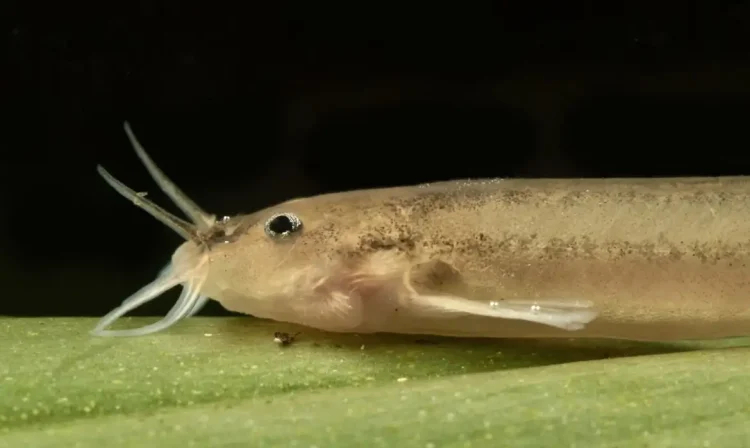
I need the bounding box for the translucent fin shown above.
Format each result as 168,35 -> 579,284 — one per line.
123,122 -> 215,231
97,165 -> 196,241
414,295 -> 598,331
498,298 -> 594,310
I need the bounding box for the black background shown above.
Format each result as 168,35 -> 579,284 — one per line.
5,2 -> 750,318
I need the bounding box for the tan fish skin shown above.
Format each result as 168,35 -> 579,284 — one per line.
201,177 -> 750,342
93,123 -> 750,341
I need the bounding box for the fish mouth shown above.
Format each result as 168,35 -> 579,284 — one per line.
93,122 -> 221,337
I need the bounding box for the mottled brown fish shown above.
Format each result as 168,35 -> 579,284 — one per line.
93,122 -> 750,342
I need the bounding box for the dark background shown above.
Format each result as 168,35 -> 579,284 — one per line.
5,2 -> 750,318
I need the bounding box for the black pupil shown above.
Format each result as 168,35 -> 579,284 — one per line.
269,215 -> 294,234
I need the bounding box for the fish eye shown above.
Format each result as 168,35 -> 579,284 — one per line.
264,212 -> 302,238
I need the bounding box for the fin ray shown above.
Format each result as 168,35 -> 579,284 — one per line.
412,294 -> 598,331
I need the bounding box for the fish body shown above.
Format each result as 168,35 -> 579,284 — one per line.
205,177 -> 750,341
94,123 -> 750,341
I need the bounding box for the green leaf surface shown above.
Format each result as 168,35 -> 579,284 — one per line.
1,317 -> 749,447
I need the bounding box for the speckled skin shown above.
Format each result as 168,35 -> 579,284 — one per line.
198,177 -> 750,341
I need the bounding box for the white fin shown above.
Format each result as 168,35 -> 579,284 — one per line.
413,294 -> 598,331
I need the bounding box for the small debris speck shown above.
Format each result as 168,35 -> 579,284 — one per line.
274,331 -> 300,346
204,333 -> 213,337
397,377 -> 408,383
360,344 -> 365,350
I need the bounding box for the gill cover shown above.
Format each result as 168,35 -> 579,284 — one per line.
92,122 -> 215,336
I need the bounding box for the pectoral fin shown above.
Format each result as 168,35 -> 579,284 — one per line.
405,260 -> 598,331
410,294 -> 598,331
